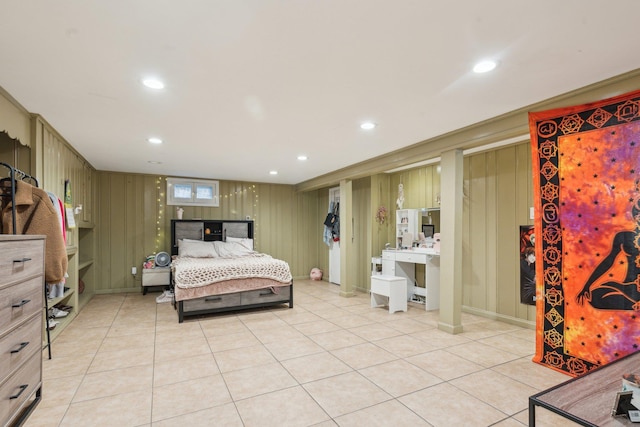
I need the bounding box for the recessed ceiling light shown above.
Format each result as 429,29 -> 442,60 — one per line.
269,170 -> 278,175
360,122 -> 376,130
473,60 -> 497,73
148,137 -> 163,144
142,78 -> 165,89
148,160 -> 162,164
297,155 -> 308,161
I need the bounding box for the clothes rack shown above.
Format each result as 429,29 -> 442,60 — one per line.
0,162 -> 52,359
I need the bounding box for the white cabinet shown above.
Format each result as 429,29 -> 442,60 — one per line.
396,209 -> 419,248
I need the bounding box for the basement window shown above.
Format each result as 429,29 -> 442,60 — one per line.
167,177 -> 219,207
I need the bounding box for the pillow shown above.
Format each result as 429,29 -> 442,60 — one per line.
213,241 -> 254,258
177,238 -> 206,246
226,236 -> 254,250
178,240 -> 218,258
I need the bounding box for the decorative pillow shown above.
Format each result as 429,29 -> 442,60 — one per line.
178,240 -> 218,258
226,236 -> 254,250
213,241 -> 254,258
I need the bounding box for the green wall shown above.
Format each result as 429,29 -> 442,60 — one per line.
94,172 -> 323,292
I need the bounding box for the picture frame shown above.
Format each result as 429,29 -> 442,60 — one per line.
422,224 -> 435,238
611,390 -> 635,417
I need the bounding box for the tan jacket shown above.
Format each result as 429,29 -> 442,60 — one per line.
1,180 -> 68,284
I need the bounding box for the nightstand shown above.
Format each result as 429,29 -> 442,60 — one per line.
141,267 -> 171,295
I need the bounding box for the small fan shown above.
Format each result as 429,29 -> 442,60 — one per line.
155,251 -> 171,267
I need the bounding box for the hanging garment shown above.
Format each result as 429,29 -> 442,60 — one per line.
47,191 -> 67,244
323,201 -> 334,247
330,202 -> 340,241
1,180 -> 68,284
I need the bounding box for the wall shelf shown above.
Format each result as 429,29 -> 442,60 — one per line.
78,259 -> 94,270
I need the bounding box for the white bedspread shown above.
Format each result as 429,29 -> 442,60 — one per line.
172,254 -> 292,288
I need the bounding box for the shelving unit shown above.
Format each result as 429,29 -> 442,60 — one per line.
44,223 -> 95,342
396,209 -> 419,248
45,245 -> 78,343
77,225 -> 95,310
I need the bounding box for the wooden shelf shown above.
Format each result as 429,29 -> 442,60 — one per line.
78,259 -> 94,270
48,288 -> 75,308
78,291 -> 92,311
45,311 -> 76,343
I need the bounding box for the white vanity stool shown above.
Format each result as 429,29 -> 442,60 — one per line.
370,275 -> 407,313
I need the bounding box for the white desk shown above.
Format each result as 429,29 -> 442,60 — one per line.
381,249 -> 440,310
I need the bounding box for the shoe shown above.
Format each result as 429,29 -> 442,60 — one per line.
49,307 -> 69,318
156,291 -> 174,304
47,319 -> 59,330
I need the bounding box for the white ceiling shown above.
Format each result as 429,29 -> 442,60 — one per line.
1,1 -> 639,185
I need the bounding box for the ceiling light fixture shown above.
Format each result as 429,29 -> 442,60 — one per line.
473,60 -> 497,73
360,122 -> 376,130
148,137 -> 163,144
297,155 -> 308,161
142,78 -> 165,89
269,170 -> 278,175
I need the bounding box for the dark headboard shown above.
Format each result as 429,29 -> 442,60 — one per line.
170,219 -> 254,255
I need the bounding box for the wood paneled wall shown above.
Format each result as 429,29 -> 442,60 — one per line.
463,142 -> 535,324
94,172 -> 323,292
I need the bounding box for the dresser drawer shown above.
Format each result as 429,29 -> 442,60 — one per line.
381,251 -> 396,261
0,239 -> 44,287
142,267 -> 171,287
183,292 -> 241,312
0,351 -> 41,427
395,252 -> 427,264
240,286 -> 291,305
0,276 -> 43,336
0,313 -> 41,385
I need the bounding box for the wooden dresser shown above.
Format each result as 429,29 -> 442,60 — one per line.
0,235 -> 44,427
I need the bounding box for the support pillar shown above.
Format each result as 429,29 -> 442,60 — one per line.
438,149 -> 463,334
339,179 -> 355,297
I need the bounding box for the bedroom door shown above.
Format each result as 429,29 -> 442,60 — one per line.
328,187 -> 340,285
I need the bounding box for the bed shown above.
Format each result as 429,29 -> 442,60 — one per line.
170,219 -> 293,322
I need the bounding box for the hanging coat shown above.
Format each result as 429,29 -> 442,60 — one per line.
1,180 -> 68,283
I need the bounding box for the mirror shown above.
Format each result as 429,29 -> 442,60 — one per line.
420,208 -> 440,236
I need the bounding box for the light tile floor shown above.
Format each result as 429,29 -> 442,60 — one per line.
24,280 -> 580,427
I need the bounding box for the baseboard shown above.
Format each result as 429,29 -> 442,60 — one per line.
94,287 -> 141,295
462,306 -> 535,330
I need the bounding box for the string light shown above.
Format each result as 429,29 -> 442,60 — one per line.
155,176 -> 165,253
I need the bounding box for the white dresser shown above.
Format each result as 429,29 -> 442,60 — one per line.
0,235 -> 44,427
382,249 -> 440,310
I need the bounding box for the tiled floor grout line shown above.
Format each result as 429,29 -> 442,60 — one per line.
31,284 -> 570,426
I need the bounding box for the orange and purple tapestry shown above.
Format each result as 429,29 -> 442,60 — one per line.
529,90 -> 640,376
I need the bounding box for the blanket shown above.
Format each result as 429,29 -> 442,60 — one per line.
529,89 -> 640,376
172,254 -> 292,288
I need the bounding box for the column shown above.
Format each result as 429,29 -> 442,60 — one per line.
438,149 -> 463,334
339,179 -> 355,297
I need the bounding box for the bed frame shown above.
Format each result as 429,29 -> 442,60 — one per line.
170,219 -> 293,322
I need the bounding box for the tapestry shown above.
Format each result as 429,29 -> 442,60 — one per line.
530,89 -> 640,376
